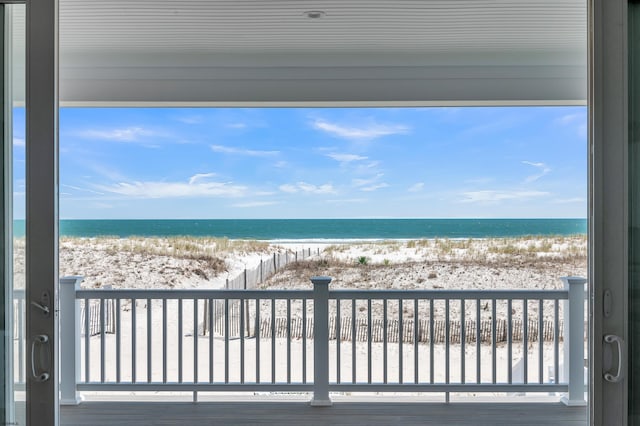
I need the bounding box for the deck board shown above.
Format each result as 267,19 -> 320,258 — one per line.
61,400 -> 587,425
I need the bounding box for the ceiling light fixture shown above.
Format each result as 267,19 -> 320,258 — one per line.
304,10 -> 326,19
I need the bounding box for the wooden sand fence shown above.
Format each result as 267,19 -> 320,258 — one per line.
209,313 -> 564,344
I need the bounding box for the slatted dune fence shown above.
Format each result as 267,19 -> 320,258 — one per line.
225,248 -> 317,290
214,313 -> 563,344
14,298 -> 115,338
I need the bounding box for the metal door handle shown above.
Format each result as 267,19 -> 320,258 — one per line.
30,334 -> 51,382
603,334 -> 625,383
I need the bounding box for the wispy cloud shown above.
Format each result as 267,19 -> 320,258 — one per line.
62,184 -> 104,195
555,113 -> 587,138
360,183 -> 390,192
176,115 -> 204,125
211,145 -> 279,157
13,137 -> 25,147
311,119 -> 410,141
77,126 -> 160,143
226,123 -> 247,129
326,153 -> 368,163
553,197 -> 585,204
97,174 -> 247,199
279,182 -> 336,194
326,198 -> 367,204
461,190 -> 549,203
408,182 -> 424,192
556,113 -> 581,125
232,201 -> 278,208
352,174 -> 388,191
522,161 -> 551,183
189,173 -> 217,185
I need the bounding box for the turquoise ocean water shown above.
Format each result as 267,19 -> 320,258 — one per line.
13,219 -> 587,240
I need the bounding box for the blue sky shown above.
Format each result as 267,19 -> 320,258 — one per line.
13,107 -> 587,219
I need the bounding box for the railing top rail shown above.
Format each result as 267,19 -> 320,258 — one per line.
330,289 -> 569,300
75,288 -> 314,300
74,287 -> 568,300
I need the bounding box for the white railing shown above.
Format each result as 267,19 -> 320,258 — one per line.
58,276 -> 587,407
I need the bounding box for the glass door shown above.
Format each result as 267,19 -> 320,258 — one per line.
1,3 -> 25,425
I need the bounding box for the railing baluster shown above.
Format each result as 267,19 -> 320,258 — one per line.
524,299 -> 529,384
492,299 -> 497,384
100,298 -> 105,383
445,298 -> 450,386
367,299 -> 372,384
476,299 -> 481,384
240,298 -> 245,384
461,298 -> 465,384
554,299 -> 559,385
271,298 -> 276,384
116,298 -> 121,383
399,299 -> 404,384
508,298 -> 513,384
336,298 -> 341,384
194,298 -> 198,383
352,300 -> 356,384
414,299 -> 419,384
302,298 -> 306,383
178,299 -> 183,383
256,298 -> 261,384
429,299 -> 434,384
287,298 -> 291,384
209,298 -> 214,383
225,299 -> 229,383
539,299 -> 544,384
383,299 -> 388,384
131,299 -> 136,383
162,299 -> 167,384
147,298 -> 152,383
18,299 -> 24,384
84,298 -> 90,382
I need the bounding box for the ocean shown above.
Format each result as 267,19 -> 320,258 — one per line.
13,218 -> 587,240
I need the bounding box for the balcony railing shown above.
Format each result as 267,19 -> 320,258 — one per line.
48,276 -> 586,406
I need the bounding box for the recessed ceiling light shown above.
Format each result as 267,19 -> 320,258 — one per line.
304,10 -> 326,19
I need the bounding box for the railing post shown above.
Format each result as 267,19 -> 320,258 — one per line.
310,276 -> 332,407
59,276 -> 84,405
561,276 -> 587,406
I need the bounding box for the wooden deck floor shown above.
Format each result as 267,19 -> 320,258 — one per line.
61,398 -> 587,425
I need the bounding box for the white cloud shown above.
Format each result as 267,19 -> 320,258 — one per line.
556,113 -> 581,125
278,182 -> 336,194
176,115 -> 204,124
273,161 -> 289,168
326,153 -> 368,163
62,184 -> 104,195
78,126 -> 159,142
13,137 -> 25,147
311,119 -> 410,140
360,183 -> 390,192
553,197 -> 585,204
352,174 -> 387,191
188,173 -> 217,185
408,182 -> 424,192
326,198 -> 367,204
211,145 -> 279,157
226,123 -> 247,129
232,201 -> 278,208
97,176 -> 247,199
461,190 -> 549,203
522,161 -> 551,183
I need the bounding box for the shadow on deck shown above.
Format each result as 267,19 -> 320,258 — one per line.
60,398 -> 587,425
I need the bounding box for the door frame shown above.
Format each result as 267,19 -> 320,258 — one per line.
24,0 -> 58,425
591,0 -> 629,424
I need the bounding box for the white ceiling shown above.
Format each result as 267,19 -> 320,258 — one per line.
14,0 -> 589,106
